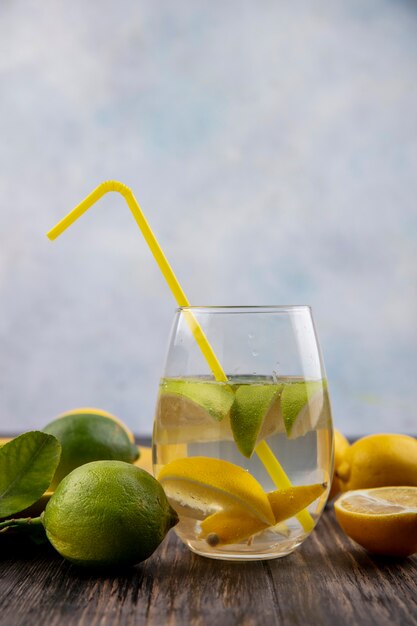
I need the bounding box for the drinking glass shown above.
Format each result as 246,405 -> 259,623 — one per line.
152,306 -> 333,561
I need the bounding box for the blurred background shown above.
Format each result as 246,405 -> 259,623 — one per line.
0,1 -> 416,436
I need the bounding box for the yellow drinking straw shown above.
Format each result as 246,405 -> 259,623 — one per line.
47,180 -> 314,532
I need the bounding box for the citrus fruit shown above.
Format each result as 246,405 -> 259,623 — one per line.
230,383 -> 283,458
134,446 -> 153,474
42,460 -> 178,567
334,487 -> 417,557
328,430 -> 350,500
43,408 -> 140,490
157,457 -> 275,525
155,379 -> 235,444
336,434 -> 417,492
200,482 -> 326,546
159,379 -> 234,422
280,380 -> 327,438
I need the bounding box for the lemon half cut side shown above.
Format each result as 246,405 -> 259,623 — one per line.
334,486 -> 417,557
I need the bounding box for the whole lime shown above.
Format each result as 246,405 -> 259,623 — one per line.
43,408 -> 140,490
42,460 -> 178,567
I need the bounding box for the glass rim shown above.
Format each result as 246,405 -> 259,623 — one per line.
176,305 -> 312,313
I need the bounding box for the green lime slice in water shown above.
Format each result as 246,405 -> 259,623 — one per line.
155,379 -> 236,445
160,379 -> 235,423
281,380 -> 326,439
230,383 -> 283,458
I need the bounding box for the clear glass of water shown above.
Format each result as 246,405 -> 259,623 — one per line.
152,306 -> 333,561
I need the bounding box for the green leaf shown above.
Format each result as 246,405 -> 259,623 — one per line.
0,431 -> 61,518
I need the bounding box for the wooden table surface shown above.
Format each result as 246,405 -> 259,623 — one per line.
1,507 -> 416,626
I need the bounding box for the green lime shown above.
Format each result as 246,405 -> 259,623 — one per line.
230,383 -> 283,457
281,381 -> 326,438
43,409 -> 140,490
160,379 -> 235,423
42,460 -> 178,567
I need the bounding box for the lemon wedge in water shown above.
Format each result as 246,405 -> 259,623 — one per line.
200,482 -> 326,546
157,457 -> 275,525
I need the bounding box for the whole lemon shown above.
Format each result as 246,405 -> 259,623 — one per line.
43,408 -> 140,490
336,433 -> 417,492
42,460 -> 178,567
328,429 -> 350,500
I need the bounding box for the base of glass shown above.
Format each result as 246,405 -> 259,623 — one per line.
184,538 -> 304,562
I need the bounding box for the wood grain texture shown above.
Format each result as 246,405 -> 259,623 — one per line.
0,510 -> 416,626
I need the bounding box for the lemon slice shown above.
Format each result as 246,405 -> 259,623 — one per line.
157,457 -> 275,525
200,482 -> 326,546
281,381 -> 326,438
230,383 -> 283,458
334,487 -> 417,557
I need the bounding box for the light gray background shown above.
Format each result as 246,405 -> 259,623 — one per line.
1,1 -> 416,436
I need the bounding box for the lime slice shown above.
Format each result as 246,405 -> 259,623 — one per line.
159,379 -> 234,422
155,379 -> 235,444
230,383 -> 283,458
199,482 -> 326,546
157,456 -> 275,525
281,380 -> 326,439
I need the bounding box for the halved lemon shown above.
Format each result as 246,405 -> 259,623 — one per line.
157,457 -> 275,525
334,486 -> 417,557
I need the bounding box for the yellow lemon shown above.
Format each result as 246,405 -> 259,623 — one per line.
328,430 -> 350,500
200,482 -> 326,546
157,457 -> 275,525
134,446 -> 153,474
336,434 -> 417,492
334,486 -> 417,557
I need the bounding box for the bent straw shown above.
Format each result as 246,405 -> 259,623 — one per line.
47,181 -> 226,382
47,180 -> 314,532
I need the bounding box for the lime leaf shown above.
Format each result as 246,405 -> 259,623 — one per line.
230,384 -> 283,458
0,431 -> 61,518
